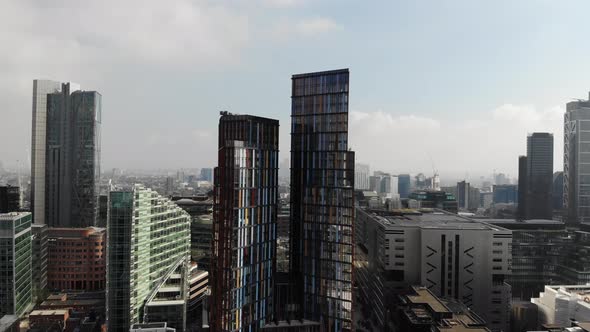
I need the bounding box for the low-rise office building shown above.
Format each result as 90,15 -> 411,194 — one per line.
355,207 -> 511,332
47,227 -> 106,291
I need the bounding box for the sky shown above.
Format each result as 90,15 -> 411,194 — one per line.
1,0 -> 590,179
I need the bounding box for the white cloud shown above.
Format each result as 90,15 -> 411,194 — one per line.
296,17 -> 342,35
349,105 -> 564,180
261,0 -> 305,8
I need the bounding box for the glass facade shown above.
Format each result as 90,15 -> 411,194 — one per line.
31,79 -> 63,226
525,133 -> 554,219
289,69 -> 355,331
0,212 -> 33,317
106,185 -> 190,331
565,98 -> 590,223
45,83 -> 101,228
212,114 -> 279,331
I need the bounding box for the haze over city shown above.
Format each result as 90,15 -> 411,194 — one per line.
3,0 -> 590,177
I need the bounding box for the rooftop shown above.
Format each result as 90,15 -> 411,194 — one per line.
292,68 -> 349,79
358,207 -> 508,232
29,309 -> 69,316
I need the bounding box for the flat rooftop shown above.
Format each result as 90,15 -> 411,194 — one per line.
359,208 -> 507,232
30,309 -> 69,316
407,287 -> 451,314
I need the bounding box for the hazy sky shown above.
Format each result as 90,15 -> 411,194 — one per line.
2,0 -> 590,179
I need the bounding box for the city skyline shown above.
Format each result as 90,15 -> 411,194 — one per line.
3,1 -> 590,176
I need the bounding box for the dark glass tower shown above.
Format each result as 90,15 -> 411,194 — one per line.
211,114 -> 279,331
0,185 -> 20,213
289,69 -> 355,331
518,156 -> 528,220
526,133 -> 554,219
46,83 -> 101,227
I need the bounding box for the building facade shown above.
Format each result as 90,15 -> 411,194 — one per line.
45,82 -> 101,228
211,114 -> 279,331
398,174 -> 411,199
526,133 -> 554,219
486,219 -> 568,301
565,95 -> 590,224
355,208 -> 512,332
518,156 -> 528,220
0,212 -> 33,317
31,223 -> 48,303
289,69 -> 355,331
46,227 -> 106,291
493,185 -> 518,204
0,186 -> 20,213
457,181 -> 470,210
553,171 -> 564,210
355,163 -> 370,190
106,185 -> 190,331
31,79 -> 67,225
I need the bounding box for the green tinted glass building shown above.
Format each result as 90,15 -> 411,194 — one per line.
0,212 -> 33,317
106,185 -> 190,331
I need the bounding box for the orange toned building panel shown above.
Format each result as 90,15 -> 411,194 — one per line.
47,227 -> 106,291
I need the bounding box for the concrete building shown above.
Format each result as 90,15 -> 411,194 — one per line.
565,93 -> 590,224
0,185 -> 20,213
46,227 -> 106,291
290,69 -> 355,331
211,114 -> 279,331
395,286 -> 491,332
355,207 -> 512,332
45,82 -> 101,228
31,79 -> 67,225
355,163 -> 370,190
0,212 -> 33,318
130,322 -> 176,332
526,133 -> 554,219
106,185 -> 190,331
532,285 -> 590,327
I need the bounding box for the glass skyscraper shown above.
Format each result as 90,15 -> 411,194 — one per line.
526,133 -> 554,219
289,69 -> 355,331
45,82 -> 101,228
0,212 -> 33,318
106,185 -> 190,331
565,94 -> 590,224
211,113 -> 279,331
31,79 -> 65,225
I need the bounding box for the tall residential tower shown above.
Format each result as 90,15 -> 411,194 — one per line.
289,69 -> 355,331
211,113 -> 279,331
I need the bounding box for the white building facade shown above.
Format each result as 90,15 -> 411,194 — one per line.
356,208 -> 512,332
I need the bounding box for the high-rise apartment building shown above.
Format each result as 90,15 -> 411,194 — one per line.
565,94 -> 590,224
45,82 -> 101,228
0,212 -> 33,317
106,185 -> 190,331
355,163 -> 370,190
526,133 -> 554,219
0,185 -> 20,213
211,114 -> 279,331
289,69 -> 355,331
31,80 -> 67,225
